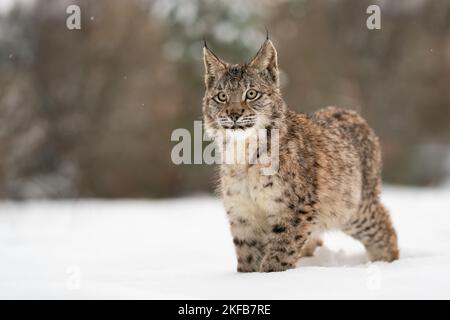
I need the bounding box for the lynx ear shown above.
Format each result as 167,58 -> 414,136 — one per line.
249,40 -> 279,86
203,44 -> 227,89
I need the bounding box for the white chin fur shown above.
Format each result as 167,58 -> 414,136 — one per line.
224,127 -> 257,141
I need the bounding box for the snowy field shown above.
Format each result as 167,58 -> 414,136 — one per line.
0,186 -> 449,299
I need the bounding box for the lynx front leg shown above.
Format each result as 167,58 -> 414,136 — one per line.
259,207 -> 316,272
232,235 -> 267,273
227,211 -> 268,273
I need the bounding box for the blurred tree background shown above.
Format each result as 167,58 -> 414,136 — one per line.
0,0 -> 449,199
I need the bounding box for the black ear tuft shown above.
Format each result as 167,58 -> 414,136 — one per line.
203,44 -> 227,89
249,39 -> 279,86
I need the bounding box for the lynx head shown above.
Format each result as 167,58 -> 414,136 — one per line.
202,39 -> 286,138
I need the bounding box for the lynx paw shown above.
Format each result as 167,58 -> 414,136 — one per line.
301,237 -> 323,257
259,255 -> 294,273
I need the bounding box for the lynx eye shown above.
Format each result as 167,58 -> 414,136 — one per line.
245,89 -> 259,101
215,92 -> 228,103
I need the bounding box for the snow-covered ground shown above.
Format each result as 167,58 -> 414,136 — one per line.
0,186 -> 449,299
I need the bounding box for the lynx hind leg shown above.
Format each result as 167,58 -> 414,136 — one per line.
300,236 -> 323,257
345,201 -> 399,262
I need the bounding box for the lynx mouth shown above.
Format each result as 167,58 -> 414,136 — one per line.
217,115 -> 257,131
223,123 -> 255,130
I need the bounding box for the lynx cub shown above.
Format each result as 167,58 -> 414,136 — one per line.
202,38 -> 399,272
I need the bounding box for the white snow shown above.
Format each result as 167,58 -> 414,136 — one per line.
1,186 -> 449,299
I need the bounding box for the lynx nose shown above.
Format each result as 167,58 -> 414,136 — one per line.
226,109 -> 245,123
